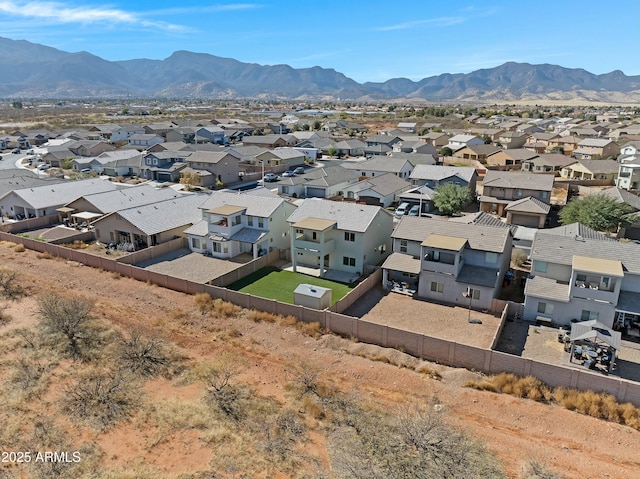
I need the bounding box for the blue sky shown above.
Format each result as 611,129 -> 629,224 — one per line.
1,0 -> 638,83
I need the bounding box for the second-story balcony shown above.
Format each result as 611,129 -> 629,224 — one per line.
294,237 -> 335,254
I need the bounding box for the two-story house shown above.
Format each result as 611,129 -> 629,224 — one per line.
385,217 -> 512,310
185,189 -> 297,260
573,138 -> 620,159
195,126 -> 227,145
184,151 -> 240,187
409,165 -> 478,192
617,160 -> 640,191
275,165 -> 359,198
496,131 -> 529,149
140,151 -> 190,182
286,198 -> 393,280
128,134 -> 164,149
523,226 -> 640,331
560,159 -> 620,181
485,149 -> 539,169
479,170 -> 554,227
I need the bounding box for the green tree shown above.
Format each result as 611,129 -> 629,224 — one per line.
12,101 -> 23,109
327,147 -> 338,157
313,120 -> 322,130
439,146 -> 453,157
559,194 -> 638,232
433,183 -> 471,216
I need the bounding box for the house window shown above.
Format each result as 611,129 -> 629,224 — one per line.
258,218 -> 264,228
296,228 -> 303,235
541,191 -> 549,199
576,274 -> 587,282
344,231 -> 355,242
537,302 -> 554,315
232,215 -> 241,226
581,310 -> 599,321
602,277 -> 610,289
515,189 -> 523,197
247,216 -> 253,226
213,242 -> 229,254
282,186 -> 289,194
468,288 -> 481,300
430,281 -> 444,293
312,232 -> 317,240
379,244 -> 386,254
534,261 -> 547,273
485,252 -> 498,264
400,240 -> 407,253
191,237 -> 201,249
342,256 -> 356,267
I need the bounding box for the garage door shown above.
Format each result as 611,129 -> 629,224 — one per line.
305,187 -> 326,198
358,196 -> 382,206
510,214 -> 540,227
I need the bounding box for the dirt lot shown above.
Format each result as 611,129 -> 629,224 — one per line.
0,242 -> 639,478
353,289 -> 502,349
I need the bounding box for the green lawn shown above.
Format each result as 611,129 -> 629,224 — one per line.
228,266 -> 353,305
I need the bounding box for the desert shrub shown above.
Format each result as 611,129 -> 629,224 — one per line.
36,251 -> 54,260
0,268 -> 25,299
111,271 -> 121,280
13,244 -> 25,253
195,293 -> 240,318
469,376 -> 640,431
9,355 -> 50,398
246,309 -> 278,323
259,409 -> 307,461
62,240 -> 88,250
519,460 -> 565,479
62,368 -> 139,429
117,329 -> 172,377
37,292 -> 96,360
326,405 -> 505,479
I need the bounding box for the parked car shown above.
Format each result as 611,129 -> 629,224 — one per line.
282,170 -> 295,177
293,166 -> 305,175
408,205 -> 421,216
394,202 -> 410,216
263,173 -> 279,182
26,149 -> 34,155
80,168 -> 91,174
37,164 -> 51,170
11,148 -> 20,154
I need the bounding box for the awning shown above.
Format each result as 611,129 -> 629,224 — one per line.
570,320 -> 621,351
71,212 -> 103,221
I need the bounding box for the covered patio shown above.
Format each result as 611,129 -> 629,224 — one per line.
568,320 -> 621,374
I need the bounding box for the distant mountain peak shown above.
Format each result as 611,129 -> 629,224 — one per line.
0,36 -> 638,102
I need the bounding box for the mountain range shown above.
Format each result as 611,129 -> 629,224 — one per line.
2,36 -> 639,103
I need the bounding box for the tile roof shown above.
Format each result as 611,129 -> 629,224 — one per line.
541,223 -> 615,241
392,217 -> 510,253
381,252 -> 421,274
530,232 -> 640,274
482,170 -> 554,191
287,198 -> 389,233
505,196 -> 551,214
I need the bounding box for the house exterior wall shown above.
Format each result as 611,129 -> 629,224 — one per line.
482,185 -> 550,202
523,294 -> 616,327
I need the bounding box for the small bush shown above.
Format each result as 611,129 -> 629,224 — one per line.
0,268 -> 25,299
117,329 -> 173,378
111,271 -> 121,280
36,251 -> 53,260
62,369 -> 139,429
195,293 -> 240,318
13,244 -> 25,253
246,309 -> 278,323
512,248 -> 528,268
62,240 -> 88,250
519,460 -> 564,479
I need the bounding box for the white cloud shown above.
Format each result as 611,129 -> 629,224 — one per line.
148,3 -> 262,16
0,1 -> 185,30
376,16 -> 464,31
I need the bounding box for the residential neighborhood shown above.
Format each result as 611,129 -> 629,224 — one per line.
2,101 -> 640,479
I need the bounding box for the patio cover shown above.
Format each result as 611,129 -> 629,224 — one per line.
71,212 -> 103,221
381,252 -> 421,274
570,320 -> 621,351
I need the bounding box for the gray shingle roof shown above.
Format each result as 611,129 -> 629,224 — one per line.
392,217 -> 510,253
110,194 -> 207,235
66,184 -> 180,214
541,223 -> 615,241
381,252 -> 421,274
4,178 -> 119,210
524,275 -> 570,301
287,198 -> 390,233
409,165 -> 476,183
197,190 -> 291,218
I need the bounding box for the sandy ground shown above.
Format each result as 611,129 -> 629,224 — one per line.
0,243 -> 639,478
